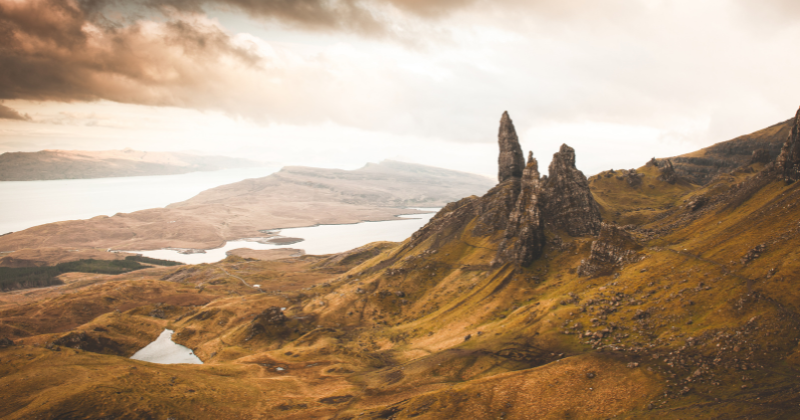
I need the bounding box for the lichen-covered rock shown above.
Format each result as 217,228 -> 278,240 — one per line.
541,144 -> 602,237
578,223 -> 643,277
777,107 -> 800,183
498,111 -> 525,183
494,152 -> 546,266
657,159 -> 678,184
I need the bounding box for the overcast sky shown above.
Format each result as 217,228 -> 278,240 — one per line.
2,0 -> 800,178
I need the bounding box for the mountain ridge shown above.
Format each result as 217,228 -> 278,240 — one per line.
0,148 -> 268,181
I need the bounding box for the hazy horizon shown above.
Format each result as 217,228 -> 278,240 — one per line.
2,0 -> 800,178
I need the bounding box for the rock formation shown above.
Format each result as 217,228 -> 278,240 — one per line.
777,107 -> 800,183
498,111 -> 525,182
657,159 -> 678,184
406,112 -> 601,268
494,151 -> 546,266
541,144 -> 602,237
577,223 -> 643,277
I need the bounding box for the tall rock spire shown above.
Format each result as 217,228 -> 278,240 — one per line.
498,111 -> 525,183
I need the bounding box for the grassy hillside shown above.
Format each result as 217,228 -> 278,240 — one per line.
2,125 -> 800,418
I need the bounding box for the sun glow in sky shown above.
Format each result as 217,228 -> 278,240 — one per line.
2,0 -> 800,177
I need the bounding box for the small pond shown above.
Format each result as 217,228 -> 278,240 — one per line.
130,329 -> 203,365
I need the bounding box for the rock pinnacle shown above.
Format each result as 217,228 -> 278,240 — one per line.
498,111 -> 525,183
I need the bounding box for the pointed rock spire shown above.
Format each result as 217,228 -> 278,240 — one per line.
498,111 -> 525,183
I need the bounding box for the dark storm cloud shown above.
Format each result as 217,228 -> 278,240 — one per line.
0,0 -> 263,105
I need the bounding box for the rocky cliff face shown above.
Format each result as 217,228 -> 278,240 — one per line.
407,112 -> 600,268
540,145 -> 602,237
497,111 -> 525,183
777,107 -> 800,183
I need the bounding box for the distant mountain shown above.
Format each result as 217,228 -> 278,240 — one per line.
0,160 -> 496,252
0,149 -> 267,181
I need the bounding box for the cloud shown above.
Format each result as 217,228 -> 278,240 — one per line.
0,103 -> 30,120
2,0 -> 800,155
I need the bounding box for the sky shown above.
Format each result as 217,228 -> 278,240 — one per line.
2,0 -> 800,178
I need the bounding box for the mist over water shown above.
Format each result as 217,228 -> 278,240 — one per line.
0,167 -> 281,234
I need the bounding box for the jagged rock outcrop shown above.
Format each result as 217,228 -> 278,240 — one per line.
577,223 -> 643,277
498,111 -> 525,182
541,145 -> 602,237
777,107 -> 800,183
625,168 -> 643,187
750,149 -> 770,165
657,159 -> 678,184
494,152 -> 546,266
404,112 -> 601,268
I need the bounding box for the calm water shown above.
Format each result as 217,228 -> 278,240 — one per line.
0,167 -> 280,234
131,329 -> 203,365
135,209 -> 438,264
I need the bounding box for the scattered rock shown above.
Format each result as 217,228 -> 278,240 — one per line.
741,244 -> 766,265
0,337 -> 14,347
